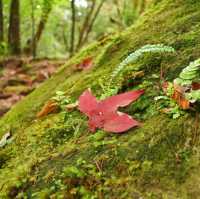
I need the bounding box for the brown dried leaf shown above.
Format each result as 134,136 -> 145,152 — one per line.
172,84 -> 190,110
37,100 -> 59,118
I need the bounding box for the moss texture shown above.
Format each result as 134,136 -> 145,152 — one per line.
1,0 -> 200,198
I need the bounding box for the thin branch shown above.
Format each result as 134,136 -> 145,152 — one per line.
34,6 -> 51,44
114,0 -> 123,25
70,0 -> 76,56
80,0 -> 106,48
31,0 -> 36,58
24,0 -> 52,56
0,0 -> 3,42
139,0 -> 146,14
76,0 -> 96,50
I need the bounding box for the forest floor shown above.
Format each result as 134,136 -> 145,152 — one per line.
0,58 -> 65,117
2,1 -> 200,197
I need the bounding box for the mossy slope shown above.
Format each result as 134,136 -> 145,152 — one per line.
1,0 -> 200,198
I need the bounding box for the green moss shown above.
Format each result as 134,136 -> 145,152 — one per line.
1,0 -> 200,198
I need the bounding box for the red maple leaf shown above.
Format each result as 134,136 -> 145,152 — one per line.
78,89 -> 144,133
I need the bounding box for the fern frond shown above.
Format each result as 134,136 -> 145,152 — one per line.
101,44 -> 175,99
175,58 -> 200,86
111,44 -> 175,79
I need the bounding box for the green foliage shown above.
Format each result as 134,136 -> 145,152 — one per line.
111,44 -> 175,79
52,91 -> 70,110
44,126 -> 73,146
175,58 -> 200,86
167,105 -> 185,119
166,82 -> 174,96
155,94 -> 185,119
100,44 -> 175,99
122,0 -> 138,26
98,78 -> 120,99
62,166 -> 85,178
0,42 -> 8,56
186,90 -> 200,101
3,0 -> 145,58
155,81 -> 186,119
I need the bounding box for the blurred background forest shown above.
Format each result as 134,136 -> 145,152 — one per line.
0,0 -> 150,117
0,0 -> 151,58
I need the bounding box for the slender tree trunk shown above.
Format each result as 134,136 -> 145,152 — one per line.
34,11 -> 51,45
132,0 -> 139,10
114,0 -> 123,25
0,0 -> 3,42
24,0 -> 52,56
70,0 -> 76,56
138,0 -> 146,14
31,0 -> 36,58
133,0 -> 146,15
80,0 -> 106,47
76,0 -> 96,50
8,0 -> 21,55
31,9 -> 51,53
63,28 -> 69,51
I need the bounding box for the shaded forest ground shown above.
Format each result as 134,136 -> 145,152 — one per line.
0,58 -> 65,117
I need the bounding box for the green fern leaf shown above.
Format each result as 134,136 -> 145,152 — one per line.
112,44 -> 175,79
175,58 -> 200,86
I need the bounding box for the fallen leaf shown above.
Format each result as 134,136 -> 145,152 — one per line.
78,89 -> 144,133
37,100 -> 59,118
172,83 -> 190,110
0,94 -> 23,116
75,57 -> 93,71
163,82 -> 191,110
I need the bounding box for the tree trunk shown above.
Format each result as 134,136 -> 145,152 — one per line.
31,0 -> 36,58
0,0 -> 3,42
34,10 -> 51,47
70,0 -> 76,56
76,0 -> 96,51
79,0 -> 106,49
114,0 -> 123,25
24,0 -> 52,56
138,0 -> 146,14
8,0 -> 21,55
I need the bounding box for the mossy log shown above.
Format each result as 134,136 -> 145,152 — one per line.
1,0 -> 200,198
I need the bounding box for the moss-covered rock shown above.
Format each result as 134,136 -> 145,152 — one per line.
1,0 -> 200,198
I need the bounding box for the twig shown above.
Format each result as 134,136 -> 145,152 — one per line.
76,0 -> 96,50
70,0 -> 76,56
81,0 -> 106,47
